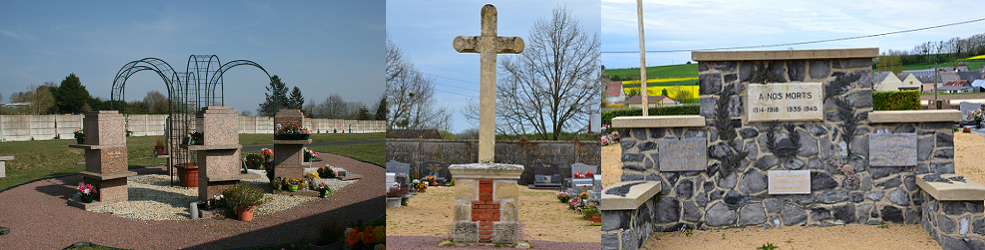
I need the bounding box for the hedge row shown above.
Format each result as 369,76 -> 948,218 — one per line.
872,90 -> 921,111
602,105 -> 699,126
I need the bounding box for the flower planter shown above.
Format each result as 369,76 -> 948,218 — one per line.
288,185 -> 299,191
76,138 -> 84,144
386,197 -> 402,208
431,182 -> 438,187
175,163 -> 199,188
310,240 -> 345,250
237,206 -> 255,221
156,149 -> 165,155
80,196 -> 94,203
418,188 -> 426,193
275,134 -> 302,140
592,215 -> 601,223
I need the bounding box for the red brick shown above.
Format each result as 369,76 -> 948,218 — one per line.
479,180 -> 493,184
480,221 -> 493,226
479,231 -> 493,235
479,187 -> 493,192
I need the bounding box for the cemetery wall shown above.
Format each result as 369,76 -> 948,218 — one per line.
386,139 -> 601,185
615,49 -> 963,231
0,114 -> 385,142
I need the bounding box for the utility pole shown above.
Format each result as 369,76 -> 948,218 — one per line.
637,0 -> 648,115
934,41 -> 943,108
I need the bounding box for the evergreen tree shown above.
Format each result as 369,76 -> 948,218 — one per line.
358,105 -> 372,120
288,86 -> 304,110
257,75 -> 289,116
374,95 -> 387,120
55,73 -> 90,114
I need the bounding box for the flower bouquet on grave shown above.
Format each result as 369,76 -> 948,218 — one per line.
304,147 -> 318,162
285,178 -> 303,191
305,170 -> 320,180
318,166 -> 336,179
585,171 -> 594,178
580,189 -> 589,200
601,135 -> 612,146
413,180 -> 428,192
73,128 -> 84,144
301,126 -> 312,139
424,176 -> 437,186
315,182 -> 332,198
971,109 -> 984,129
345,220 -> 385,250
573,172 -> 585,178
77,183 -> 98,203
556,191 -> 570,203
401,195 -> 410,206
272,177 -> 284,190
568,197 -> 583,211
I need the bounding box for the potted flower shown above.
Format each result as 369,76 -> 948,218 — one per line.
284,178 -> 302,191
275,124 -> 309,140
413,179 -> 427,193
556,191 -> 570,203
77,183 -> 98,203
401,195 -> 410,206
305,170 -> 321,180
301,126 -> 313,140
386,186 -> 407,208
188,132 -> 204,145
222,183 -> 267,222
304,148 -> 318,162
585,171 -> 594,178
574,172 -> 585,178
73,128 -> 84,144
311,218 -> 347,250
315,182 -> 332,198
425,176 -> 437,186
345,220 -> 385,250
271,177 -> 284,191
970,109 -> 984,129
154,136 -> 166,155
318,167 -> 336,179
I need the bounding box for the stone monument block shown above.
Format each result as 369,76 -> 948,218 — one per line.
197,106 -> 239,145
83,111 -> 125,146
869,133 -> 917,166
456,179 -> 476,201
85,147 -> 127,174
495,180 -> 518,201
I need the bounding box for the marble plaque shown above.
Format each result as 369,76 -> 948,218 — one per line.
658,138 -> 706,171
746,82 -> 823,122
869,133 -> 918,166
768,170 -> 810,194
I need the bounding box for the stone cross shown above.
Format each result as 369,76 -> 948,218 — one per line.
453,4 -> 524,164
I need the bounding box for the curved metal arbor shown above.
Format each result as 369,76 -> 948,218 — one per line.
110,55 -> 272,186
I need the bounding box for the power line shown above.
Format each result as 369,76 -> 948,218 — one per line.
603,17 -> 985,54
419,64 -> 479,77
434,88 -> 473,97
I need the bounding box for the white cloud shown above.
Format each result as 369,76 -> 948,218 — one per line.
1,30 -> 37,41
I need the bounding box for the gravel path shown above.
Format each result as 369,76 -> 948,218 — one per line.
0,152 -> 384,249
386,236 -> 601,250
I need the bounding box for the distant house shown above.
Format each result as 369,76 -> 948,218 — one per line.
939,80 -> 971,93
971,79 -> 985,92
624,95 -> 676,109
604,81 -> 625,105
896,73 -> 922,91
1,102 -> 31,108
386,129 -> 442,139
873,72 -> 903,91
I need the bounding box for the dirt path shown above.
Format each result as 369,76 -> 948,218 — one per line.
602,132 -> 985,250
385,185 -> 600,244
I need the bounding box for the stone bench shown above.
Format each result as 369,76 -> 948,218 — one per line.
0,156 -> 12,178
915,173 -> 985,250
601,181 -> 661,250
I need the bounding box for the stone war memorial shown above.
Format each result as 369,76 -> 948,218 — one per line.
602,48 -> 985,250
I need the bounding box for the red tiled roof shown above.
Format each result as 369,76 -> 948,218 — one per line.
605,82 -> 622,96
943,80 -> 967,87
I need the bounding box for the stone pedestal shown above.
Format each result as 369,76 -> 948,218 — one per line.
0,156 -> 12,178
68,111 -> 136,205
601,181 -> 662,250
273,109 -> 311,180
448,163 -> 523,244
185,107 -> 258,200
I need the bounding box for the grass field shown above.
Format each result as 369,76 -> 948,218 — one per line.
0,132 -> 384,191
605,63 -> 699,80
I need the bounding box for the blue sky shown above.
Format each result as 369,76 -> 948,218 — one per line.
602,0 -> 985,69
387,0 -> 601,134
0,1 -> 384,115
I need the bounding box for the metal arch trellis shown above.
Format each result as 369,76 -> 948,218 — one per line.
110,55 -> 272,186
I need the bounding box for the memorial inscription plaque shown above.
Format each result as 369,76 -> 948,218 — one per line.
768,170 -> 810,194
869,133 -> 917,166
746,82 -> 823,122
658,138 -> 706,171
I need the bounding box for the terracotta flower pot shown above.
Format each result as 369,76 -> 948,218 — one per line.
175,163 -> 199,187
418,188 -> 426,193
237,206 -> 255,221
592,215 -> 601,223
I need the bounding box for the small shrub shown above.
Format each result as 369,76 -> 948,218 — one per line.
602,105 -> 700,126
757,242 -> 779,250
222,183 -> 267,208
872,90 -> 920,110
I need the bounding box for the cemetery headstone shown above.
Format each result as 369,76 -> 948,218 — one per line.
532,161 -> 561,188
68,110 -> 137,208
386,160 -> 411,184
959,101 -> 978,121
422,160 -> 451,185
0,156 -> 11,178
449,4 -> 525,245
273,109 -> 311,180
187,106 -> 258,200
869,133 -> 917,166
570,163 -> 598,193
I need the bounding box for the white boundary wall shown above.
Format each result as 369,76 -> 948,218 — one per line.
0,114 -> 385,142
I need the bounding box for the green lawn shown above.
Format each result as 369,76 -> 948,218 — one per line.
309,142 -> 385,167
0,132 -> 384,191
605,63 -> 699,80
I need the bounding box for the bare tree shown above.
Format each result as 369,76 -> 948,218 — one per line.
466,6 -> 600,140
240,110 -> 252,116
143,90 -> 168,114
386,34 -> 452,131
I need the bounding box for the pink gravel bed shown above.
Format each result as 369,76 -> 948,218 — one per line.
0,152 -> 384,249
